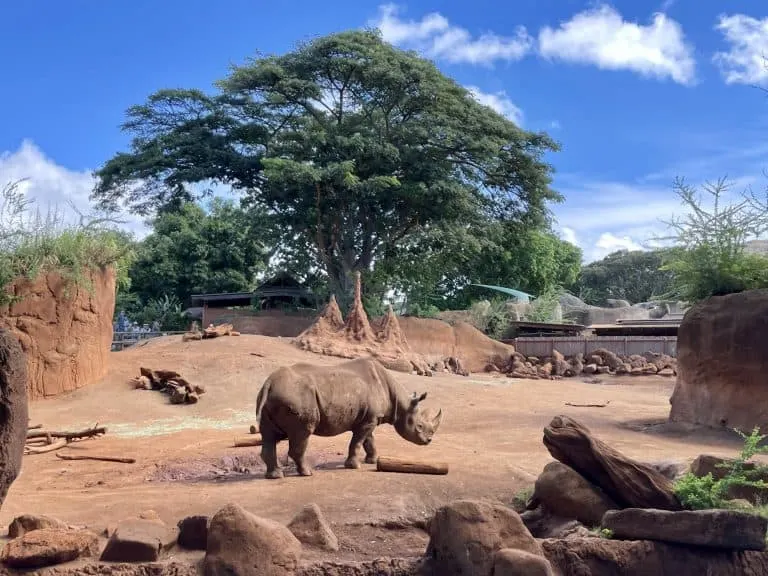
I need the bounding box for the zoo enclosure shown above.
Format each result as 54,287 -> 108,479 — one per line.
511,336 -> 678,358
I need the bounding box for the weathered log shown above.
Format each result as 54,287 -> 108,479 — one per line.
376,456 -> 449,475
24,439 -> 67,454
26,426 -> 107,441
543,415 -> 681,510
55,453 -> 135,464
233,434 -> 263,447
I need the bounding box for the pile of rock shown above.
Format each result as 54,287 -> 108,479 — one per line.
496,348 -> 677,380
129,367 -> 206,405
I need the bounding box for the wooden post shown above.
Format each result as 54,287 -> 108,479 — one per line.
376,456 -> 449,475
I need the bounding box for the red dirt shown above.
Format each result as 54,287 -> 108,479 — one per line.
0,333 -> 751,568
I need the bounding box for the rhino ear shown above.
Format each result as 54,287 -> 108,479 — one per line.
409,391 -> 428,409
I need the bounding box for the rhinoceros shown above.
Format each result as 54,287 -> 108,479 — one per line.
254,357 -> 443,479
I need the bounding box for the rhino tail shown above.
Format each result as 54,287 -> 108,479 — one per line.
254,378 -> 272,425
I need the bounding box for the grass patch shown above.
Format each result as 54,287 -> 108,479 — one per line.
0,179 -> 134,305
512,486 -> 534,511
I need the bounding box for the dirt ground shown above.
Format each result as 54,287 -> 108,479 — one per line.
0,335 -> 749,565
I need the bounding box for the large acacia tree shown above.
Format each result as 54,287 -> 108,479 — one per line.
93,30 -> 561,302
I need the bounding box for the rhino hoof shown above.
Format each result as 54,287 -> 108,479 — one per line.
364,455 -> 378,465
265,469 -> 284,479
344,458 -> 361,470
297,466 -> 313,477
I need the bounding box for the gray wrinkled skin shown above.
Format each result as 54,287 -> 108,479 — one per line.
255,357 -> 443,479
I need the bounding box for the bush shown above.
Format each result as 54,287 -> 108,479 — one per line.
673,427 -> 768,510
0,179 -> 134,305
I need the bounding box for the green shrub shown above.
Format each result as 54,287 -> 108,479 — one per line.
673,427 -> 768,510
0,179 -> 134,305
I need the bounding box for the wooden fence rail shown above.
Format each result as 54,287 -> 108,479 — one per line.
512,336 -> 677,358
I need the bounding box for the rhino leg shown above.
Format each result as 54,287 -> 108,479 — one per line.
261,440 -> 284,479
363,432 -> 378,464
345,424 -> 375,469
288,431 -> 313,477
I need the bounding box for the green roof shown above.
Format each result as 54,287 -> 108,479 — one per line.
470,284 -> 535,302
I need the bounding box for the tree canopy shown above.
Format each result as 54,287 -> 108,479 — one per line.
92,30 -> 561,305
574,248 -> 674,305
125,198 -> 268,308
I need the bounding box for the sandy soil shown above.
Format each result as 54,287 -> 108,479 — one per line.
0,335 -> 747,565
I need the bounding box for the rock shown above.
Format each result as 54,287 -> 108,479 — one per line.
287,503 -> 339,551
602,508 -> 768,550
2,269 -> 115,400
658,367 -> 674,377
583,364 -> 597,375
551,350 -> 569,377
532,462 -> 619,526
297,558 -> 423,576
100,518 -> 174,562
0,329 -> 27,514
493,548 -> 555,576
426,499 -> 542,576
8,514 -> 69,538
0,528 -> 99,568
596,366 -> 610,374
591,348 -> 622,371
520,507 -> 596,540
670,289 -> 768,431
690,454 -> 768,504
177,515 -> 209,550
644,459 -> 687,482
204,502 -> 301,576
542,537 -> 768,576
543,415 -> 682,510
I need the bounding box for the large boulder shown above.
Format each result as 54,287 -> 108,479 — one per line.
690,454 -> 768,504
100,517 -> 175,562
204,503 -> 301,576
493,549 -> 555,576
287,503 -> 339,552
542,537 -> 768,575
0,328 -> 28,514
603,508 -> 767,550
1,528 -> 99,569
0,269 -> 115,400
177,515 -> 209,550
531,461 -> 618,526
670,289 -> 768,431
543,416 -> 681,510
426,499 -> 543,575
8,514 -> 69,538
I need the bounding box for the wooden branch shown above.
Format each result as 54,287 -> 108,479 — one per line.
233,434 -> 263,447
56,454 -> 135,464
27,426 -> 107,441
565,401 -> 611,408
24,439 -> 67,454
27,424 -> 43,430
376,456 -> 449,475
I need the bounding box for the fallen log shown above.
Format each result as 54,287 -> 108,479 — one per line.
27,426 -> 106,441
27,424 -> 43,430
376,456 -> 449,475
565,401 -> 611,408
233,434 -> 263,447
56,454 -> 135,464
24,439 -> 67,454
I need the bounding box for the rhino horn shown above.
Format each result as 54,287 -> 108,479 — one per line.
432,409 -> 443,428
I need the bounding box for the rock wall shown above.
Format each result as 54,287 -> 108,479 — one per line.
0,328 -> 28,513
0,268 -> 116,400
669,289 -> 768,431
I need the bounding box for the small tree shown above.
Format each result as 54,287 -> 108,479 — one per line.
658,177 -> 768,304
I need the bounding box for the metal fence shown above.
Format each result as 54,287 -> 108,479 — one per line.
512,336 -> 677,358
112,331 -> 186,351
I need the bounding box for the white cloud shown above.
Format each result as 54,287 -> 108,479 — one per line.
373,4 -> 533,65
592,232 -> 644,260
559,226 -> 579,246
538,4 -> 696,85
0,140 -> 148,238
466,86 -> 523,124
713,14 -> 768,86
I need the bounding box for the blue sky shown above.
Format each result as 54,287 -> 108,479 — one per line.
1,0 -> 767,261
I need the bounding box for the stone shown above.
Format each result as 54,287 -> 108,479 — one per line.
658,367 -> 674,377
287,503 -> 339,551
204,503 -> 301,576
100,518 -> 173,562
426,499 -> 542,576
542,536 -> 768,576
178,515 -> 209,550
0,528 -> 99,568
602,508 -> 768,550
670,289 -> 768,431
583,364 -> 597,375
690,454 -> 768,504
543,415 -> 682,510
1,269 -> 115,400
520,507 -> 596,540
493,548 -> 555,576
7,514 -> 69,538
532,462 -> 619,527
0,329 -> 27,516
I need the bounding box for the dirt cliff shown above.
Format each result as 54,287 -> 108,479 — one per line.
0,268 -> 116,400
669,289 -> 768,432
